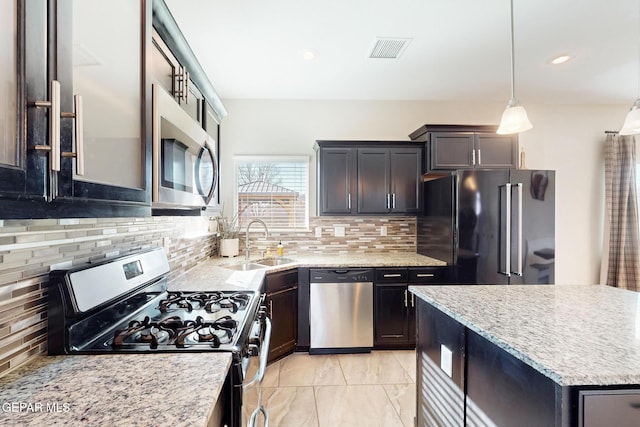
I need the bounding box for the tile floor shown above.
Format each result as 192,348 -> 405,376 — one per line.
252,350 -> 417,427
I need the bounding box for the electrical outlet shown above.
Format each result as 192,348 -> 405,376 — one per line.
334,226 -> 345,237
315,227 -> 322,238
440,344 -> 453,377
380,226 -> 387,236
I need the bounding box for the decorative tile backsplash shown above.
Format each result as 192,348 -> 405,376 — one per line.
0,214 -> 415,378
246,216 -> 417,256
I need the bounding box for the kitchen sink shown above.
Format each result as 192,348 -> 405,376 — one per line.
255,257 -> 296,266
223,262 -> 266,271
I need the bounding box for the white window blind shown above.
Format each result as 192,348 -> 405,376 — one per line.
234,156 -> 309,230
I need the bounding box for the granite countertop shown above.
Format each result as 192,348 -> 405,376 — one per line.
169,252 -> 445,292
409,284 -> 640,386
0,353 -> 231,426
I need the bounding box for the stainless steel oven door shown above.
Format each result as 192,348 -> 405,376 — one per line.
242,317 -> 271,427
152,84 -> 218,208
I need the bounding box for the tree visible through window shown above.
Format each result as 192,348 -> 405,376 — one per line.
234,156 -> 309,230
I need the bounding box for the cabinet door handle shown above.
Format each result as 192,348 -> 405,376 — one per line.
268,300 -> 273,318
176,67 -> 189,102
347,193 -> 351,210
31,82 -> 85,176
383,274 -> 402,278
32,80 -> 61,172
392,193 -> 396,209
416,273 -> 435,278
404,289 -> 408,307
411,293 -> 415,307
61,95 -> 85,176
184,71 -> 190,103
477,149 -> 482,165
471,149 -> 476,165
386,193 -> 391,210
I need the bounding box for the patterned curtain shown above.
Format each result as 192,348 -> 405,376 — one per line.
603,134 -> 640,291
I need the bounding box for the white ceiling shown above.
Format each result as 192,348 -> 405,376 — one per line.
165,0 -> 639,105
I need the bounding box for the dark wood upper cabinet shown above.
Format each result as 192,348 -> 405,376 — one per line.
0,1 -> 49,203
1,0 -> 226,218
389,147 -> 422,213
316,147 -> 356,215
150,31 -> 205,124
316,140 -> 423,216
0,0 -> 152,218
358,147 -> 422,214
410,124 -> 518,172
357,148 -> 390,214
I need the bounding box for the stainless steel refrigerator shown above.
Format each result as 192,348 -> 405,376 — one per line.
417,169 -> 555,284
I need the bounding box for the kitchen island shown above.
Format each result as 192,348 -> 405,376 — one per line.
409,284 -> 640,427
0,353 -> 231,426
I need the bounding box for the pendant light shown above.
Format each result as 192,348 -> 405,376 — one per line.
497,0 -> 533,135
620,2 -> 640,135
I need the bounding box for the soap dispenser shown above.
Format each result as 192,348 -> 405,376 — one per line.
277,241 -> 284,257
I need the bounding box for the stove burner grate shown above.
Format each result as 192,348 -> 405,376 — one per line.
158,291 -> 251,314
112,314 -> 239,350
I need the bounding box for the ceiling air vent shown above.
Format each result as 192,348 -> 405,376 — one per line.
368,37 -> 412,59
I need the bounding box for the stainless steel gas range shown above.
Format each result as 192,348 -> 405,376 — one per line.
47,247 -> 270,427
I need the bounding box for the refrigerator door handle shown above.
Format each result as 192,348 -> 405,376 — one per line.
512,183 -> 523,276
499,183 -> 511,277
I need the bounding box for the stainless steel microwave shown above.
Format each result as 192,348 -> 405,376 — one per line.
152,84 -> 218,209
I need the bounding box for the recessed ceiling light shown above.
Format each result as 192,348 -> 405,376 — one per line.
551,55 -> 570,65
298,49 -> 317,61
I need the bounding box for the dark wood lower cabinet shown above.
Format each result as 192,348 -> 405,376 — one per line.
374,268 -> 414,349
374,284 -> 414,348
265,270 -> 298,363
374,266 -> 451,350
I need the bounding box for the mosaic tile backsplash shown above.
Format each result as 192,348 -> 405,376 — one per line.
0,215 -> 415,377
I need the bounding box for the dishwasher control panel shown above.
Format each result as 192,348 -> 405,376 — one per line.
309,269 -> 374,283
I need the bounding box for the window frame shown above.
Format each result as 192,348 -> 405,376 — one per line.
233,155 -> 310,232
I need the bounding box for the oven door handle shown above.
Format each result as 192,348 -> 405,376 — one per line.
243,317 -> 272,389
248,405 -> 269,427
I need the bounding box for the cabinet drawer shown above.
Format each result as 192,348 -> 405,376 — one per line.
266,269 -> 298,293
409,267 -> 450,284
375,268 -> 409,283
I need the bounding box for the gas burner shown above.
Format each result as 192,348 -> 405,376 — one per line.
113,315 -> 181,349
158,291 -> 251,314
158,292 -> 194,312
111,315 -> 239,349
206,292 -> 251,313
176,315 -> 238,348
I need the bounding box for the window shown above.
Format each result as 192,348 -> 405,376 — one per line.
234,156 -> 309,231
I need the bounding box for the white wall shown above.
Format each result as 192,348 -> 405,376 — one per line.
219,99 -> 628,285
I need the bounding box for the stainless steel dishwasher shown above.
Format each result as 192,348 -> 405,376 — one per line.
309,269 -> 374,354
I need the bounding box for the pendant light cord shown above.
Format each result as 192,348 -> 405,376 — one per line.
509,0 -> 515,100
637,0 -> 640,99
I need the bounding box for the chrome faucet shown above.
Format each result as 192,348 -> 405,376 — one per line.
245,219 -> 269,260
